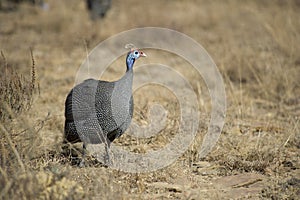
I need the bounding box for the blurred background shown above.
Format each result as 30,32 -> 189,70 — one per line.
0,0 -> 299,199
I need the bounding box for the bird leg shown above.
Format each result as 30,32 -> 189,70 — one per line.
104,139 -> 111,166
79,143 -> 87,167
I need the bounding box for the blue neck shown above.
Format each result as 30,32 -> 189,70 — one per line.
126,53 -> 135,71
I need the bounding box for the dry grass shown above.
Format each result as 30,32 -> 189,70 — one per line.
0,0 -> 299,199
0,49 -> 38,121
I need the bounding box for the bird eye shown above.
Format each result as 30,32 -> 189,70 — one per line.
134,51 -> 138,55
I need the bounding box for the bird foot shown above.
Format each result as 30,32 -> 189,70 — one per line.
104,154 -> 112,166
79,159 -> 85,168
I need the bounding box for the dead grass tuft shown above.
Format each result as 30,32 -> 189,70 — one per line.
0,50 -> 38,121
0,170 -> 85,200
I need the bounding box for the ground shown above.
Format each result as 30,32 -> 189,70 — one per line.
0,0 -> 299,199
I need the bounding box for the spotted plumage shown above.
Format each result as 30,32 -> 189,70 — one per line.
64,48 -> 146,165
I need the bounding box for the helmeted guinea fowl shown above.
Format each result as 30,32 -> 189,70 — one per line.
64,47 -> 146,166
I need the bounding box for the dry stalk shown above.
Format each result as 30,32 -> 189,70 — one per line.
0,124 -> 26,173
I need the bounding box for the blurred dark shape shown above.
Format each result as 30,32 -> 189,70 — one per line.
3,0 -> 44,5
0,0 -> 47,11
86,0 -> 111,20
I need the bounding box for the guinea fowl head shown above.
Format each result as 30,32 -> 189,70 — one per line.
126,49 -> 147,71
